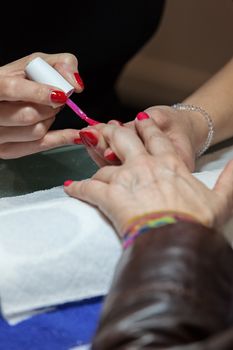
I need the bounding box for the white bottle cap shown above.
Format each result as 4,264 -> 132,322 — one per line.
25,57 -> 74,96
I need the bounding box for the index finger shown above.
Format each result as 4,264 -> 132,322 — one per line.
0,76 -> 65,106
1,52 -> 83,93
46,53 -> 84,92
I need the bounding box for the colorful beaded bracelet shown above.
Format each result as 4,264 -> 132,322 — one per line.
122,211 -> 199,249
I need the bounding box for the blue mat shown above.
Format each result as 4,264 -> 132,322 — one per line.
0,296 -> 104,350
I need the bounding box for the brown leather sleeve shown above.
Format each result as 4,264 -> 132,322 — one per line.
91,221 -> 233,349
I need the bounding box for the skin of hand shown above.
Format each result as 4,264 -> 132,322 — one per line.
78,105 -> 205,172
0,52 -> 83,159
64,118 -> 233,237
78,58 -> 233,172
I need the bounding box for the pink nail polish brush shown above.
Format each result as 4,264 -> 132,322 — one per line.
25,57 -> 99,126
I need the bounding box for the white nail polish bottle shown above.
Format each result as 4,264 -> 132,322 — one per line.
25,57 -> 74,96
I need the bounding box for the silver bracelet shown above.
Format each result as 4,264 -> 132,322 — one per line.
172,103 -> 215,157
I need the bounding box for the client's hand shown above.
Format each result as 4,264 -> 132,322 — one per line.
0,52 -> 83,159
64,118 -> 233,236
78,105 -> 207,171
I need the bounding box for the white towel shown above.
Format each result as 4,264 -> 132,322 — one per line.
0,144 -> 233,325
0,188 -> 121,324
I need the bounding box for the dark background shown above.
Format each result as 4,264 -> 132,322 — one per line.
0,1 -> 165,128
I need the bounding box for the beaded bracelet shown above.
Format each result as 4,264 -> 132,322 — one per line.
122,211 -> 199,249
172,103 -> 215,157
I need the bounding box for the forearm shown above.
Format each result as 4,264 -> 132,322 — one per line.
92,221 -> 233,349
183,58 -> 233,148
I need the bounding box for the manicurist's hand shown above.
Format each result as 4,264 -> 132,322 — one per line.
64,117 -> 233,236
0,52 -> 84,159
130,106 -> 202,171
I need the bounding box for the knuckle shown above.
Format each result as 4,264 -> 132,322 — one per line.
163,153 -> 181,171
3,77 -> 18,97
146,132 -> 157,144
143,131 -> 160,148
62,52 -> 78,66
41,132 -> 67,149
19,106 -> 39,125
34,85 -> 47,102
58,134 -> 69,146
28,52 -> 44,61
32,122 -> 48,139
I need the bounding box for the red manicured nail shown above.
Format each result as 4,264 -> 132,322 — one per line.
50,90 -> 67,104
64,180 -> 73,187
74,72 -> 84,89
136,112 -> 150,121
79,131 -> 98,146
105,151 -> 118,161
73,137 -> 82,144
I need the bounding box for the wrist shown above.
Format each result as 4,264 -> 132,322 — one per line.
187,109 -> 209,154
172,103 -> 215,157
122,211 -> 200,249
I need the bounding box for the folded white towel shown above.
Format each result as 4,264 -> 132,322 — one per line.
0,188 -> 121,324
0,144 -> 233,325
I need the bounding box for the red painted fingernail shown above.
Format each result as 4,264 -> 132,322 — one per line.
136,112 -> 150,121
73,137 -> 82,144
105,152 -> 118,161
50,90 -> 67,104
74,72 -> 84,89
64,180 -> 73,187
79,131 -> 98,146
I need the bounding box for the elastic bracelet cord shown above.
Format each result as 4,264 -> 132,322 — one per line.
172,103 -> 215,157
122,211 -> 199,249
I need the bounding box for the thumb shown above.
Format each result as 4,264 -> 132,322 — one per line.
0,129 -> 82,159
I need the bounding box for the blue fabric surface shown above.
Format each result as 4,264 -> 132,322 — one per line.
0,296 -> 104,350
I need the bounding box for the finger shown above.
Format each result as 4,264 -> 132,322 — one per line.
80,127 -> 109,152
104,148 -> 121,164
104,120 -> 123,163
86,147 -> 109,168
101,124 -> 146,162
1,52 -> 83,93
213,160 -> 233,223
0,118 -> 54,144
45,52 -> 78,69
80,127 -> 111,167
79,127 -> 111,164
43,53 -> 84,92
124,120 -> 137,131
92,165 -> 118,183
135,116 -> 177,157
0,128 -> 83,159
0,102 -> 58,126
54,62 -> 84,93
0,76 -> 67,107
2,52 -> 77,75
64,179 -> 108,209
